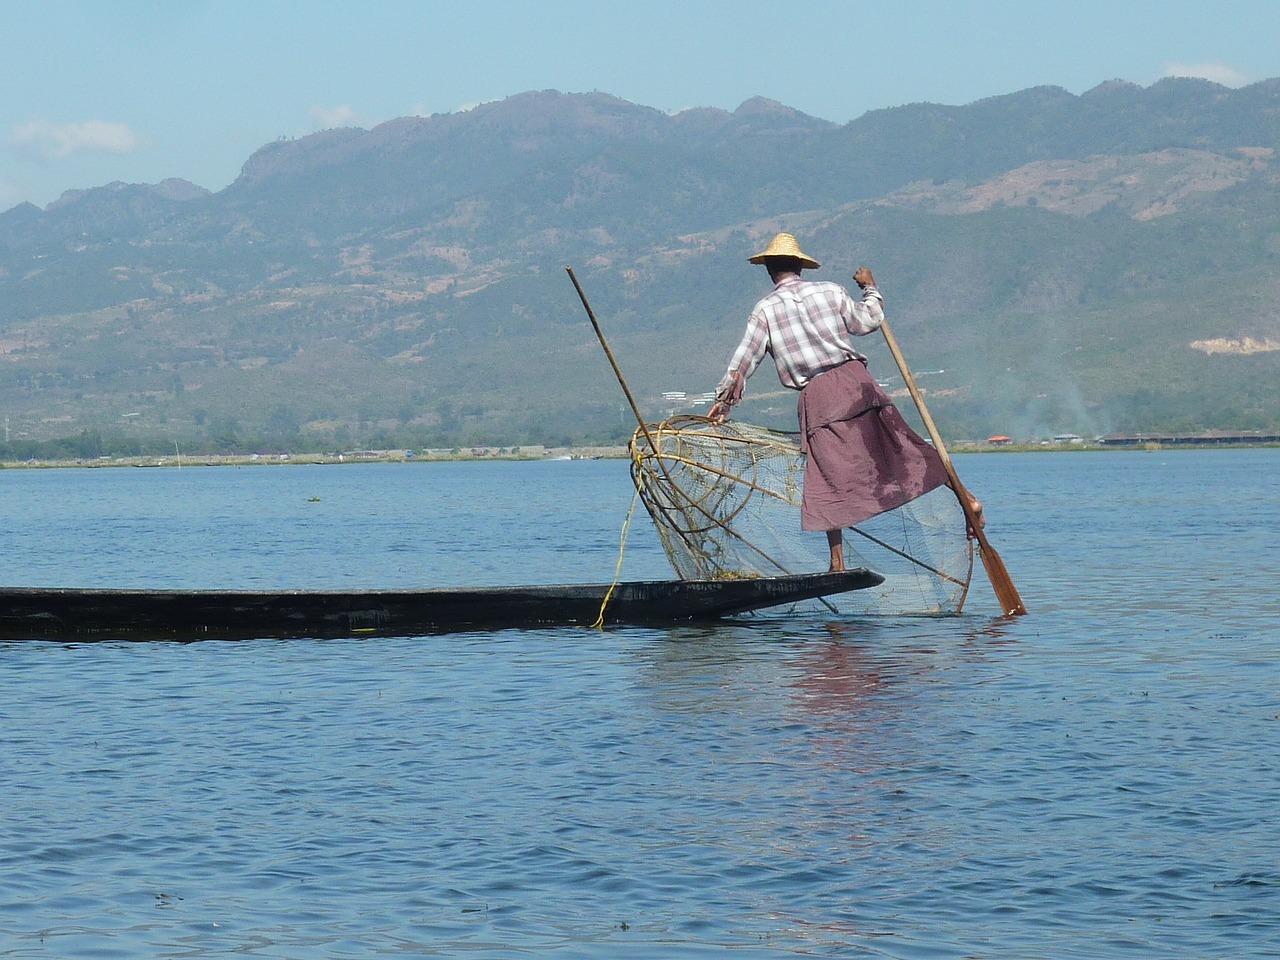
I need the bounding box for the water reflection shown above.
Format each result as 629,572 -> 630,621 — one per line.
961,613 -> 1021,644
787,623 -> 885,717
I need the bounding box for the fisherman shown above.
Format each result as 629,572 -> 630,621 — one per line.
708,232 -> 978,572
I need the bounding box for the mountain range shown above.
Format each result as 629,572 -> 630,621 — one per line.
2,77 -> 1279,456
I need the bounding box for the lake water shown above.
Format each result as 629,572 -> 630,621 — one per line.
2,450 -> 1278,958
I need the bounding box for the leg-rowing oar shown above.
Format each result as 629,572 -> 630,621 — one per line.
879,319 -> 1028,616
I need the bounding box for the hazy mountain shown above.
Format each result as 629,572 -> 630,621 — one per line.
2,78 -> 1278,456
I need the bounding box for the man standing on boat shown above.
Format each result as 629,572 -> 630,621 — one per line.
708,232 -> 975,572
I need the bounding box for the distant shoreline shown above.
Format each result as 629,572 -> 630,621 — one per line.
0,446 -> 624,470
2,439 -> 1277,470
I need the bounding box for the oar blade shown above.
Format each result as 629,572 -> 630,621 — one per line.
978,542 -> 1027,616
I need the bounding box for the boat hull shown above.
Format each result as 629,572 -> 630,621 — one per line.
0,570 -> 882,641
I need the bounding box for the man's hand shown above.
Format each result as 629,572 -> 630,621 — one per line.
707,400 -> 730,423
853,267 -> 876,289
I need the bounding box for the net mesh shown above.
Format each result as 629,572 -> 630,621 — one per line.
629,415 -> 973,616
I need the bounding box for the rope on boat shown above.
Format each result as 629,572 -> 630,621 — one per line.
592,485 -> 642,629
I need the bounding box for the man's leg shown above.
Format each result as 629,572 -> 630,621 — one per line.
826,529 -> 845,572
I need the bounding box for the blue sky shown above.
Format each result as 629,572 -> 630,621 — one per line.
4,0 -> 1280,210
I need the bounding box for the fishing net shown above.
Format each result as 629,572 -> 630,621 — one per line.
629,415 -> 974,616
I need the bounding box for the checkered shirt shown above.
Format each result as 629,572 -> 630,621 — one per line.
715,277 -> 884,405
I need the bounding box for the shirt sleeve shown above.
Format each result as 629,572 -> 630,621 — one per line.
844,285 -> 884,336
715,311 -> 771,405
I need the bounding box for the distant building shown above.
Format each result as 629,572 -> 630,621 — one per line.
987,435 -> 1013,445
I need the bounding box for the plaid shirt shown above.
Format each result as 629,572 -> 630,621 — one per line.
715,276 -> 884,404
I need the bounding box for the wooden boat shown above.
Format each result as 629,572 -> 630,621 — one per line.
0,569 -> 882,641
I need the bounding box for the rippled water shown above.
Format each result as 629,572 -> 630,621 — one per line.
2,451 -> 1278,957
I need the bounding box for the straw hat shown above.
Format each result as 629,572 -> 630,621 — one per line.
747,232 -> 821,269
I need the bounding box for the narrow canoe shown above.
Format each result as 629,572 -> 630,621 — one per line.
0,569 -> 882,641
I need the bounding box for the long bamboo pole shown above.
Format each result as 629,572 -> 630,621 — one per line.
565,266 -> 661,456
879,318 -> 1028,616
567,265 -> 776,558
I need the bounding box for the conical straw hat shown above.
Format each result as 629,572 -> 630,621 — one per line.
747,232 -> 820,269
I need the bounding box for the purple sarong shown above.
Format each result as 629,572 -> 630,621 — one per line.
797,361 -> 949,531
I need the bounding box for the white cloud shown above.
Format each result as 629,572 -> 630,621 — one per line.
1161,62 -> 1249,87
308,104 -> 361,129
9,119 -> 141,162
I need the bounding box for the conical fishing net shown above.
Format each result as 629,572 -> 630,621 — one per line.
629,415 -> 974,616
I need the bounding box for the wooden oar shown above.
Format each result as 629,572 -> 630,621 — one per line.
878,318 -> 1028,616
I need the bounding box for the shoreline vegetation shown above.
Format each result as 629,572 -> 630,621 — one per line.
2,438 -> 1277,470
